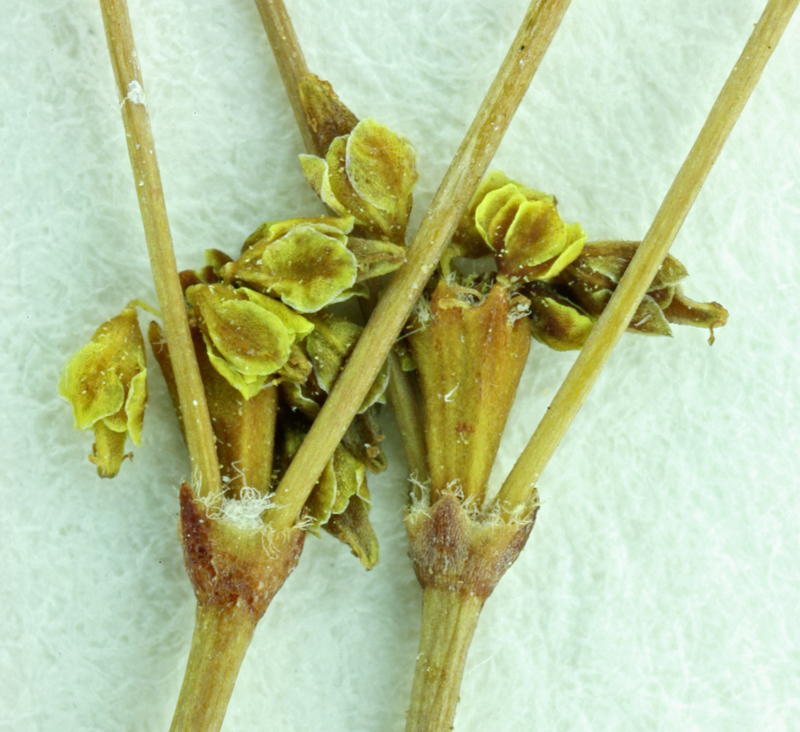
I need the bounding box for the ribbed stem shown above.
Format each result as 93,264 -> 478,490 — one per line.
406,588 -> 485,732
169,603 -> 257,732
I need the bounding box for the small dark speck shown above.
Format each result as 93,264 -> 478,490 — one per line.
520,44 -> 526,51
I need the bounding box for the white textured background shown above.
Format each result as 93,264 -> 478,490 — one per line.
2,1 -> 799,730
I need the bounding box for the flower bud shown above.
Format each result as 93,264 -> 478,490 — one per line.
526,282 -> 594,351
58,304 -> 147,478
452,171 -> 554,254
446,170 -> 585,281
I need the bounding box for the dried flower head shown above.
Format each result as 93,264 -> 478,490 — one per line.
220,217 -> 362,313
298,75 -> 418,244
447,170 -> 585,281
527,241 -> 729,348
186,283 -> 313,399
58,304 -> 147,478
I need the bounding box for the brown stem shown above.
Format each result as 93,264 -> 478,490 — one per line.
267,0 -> 573,530
98,0 -> 221,499
387,351 -> 429,484
405,588 -> 484,732
168,603 -> 256,732
495,0 -> 799,511
253,0 -> 320,156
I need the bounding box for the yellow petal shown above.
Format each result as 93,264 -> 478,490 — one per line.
346,237 -> 406,281
299,154 -> 327,198
59,342 -> 126,429
203,299 -> 292,376
256,225 -> 358,312
205,345 -> 269,399
124,370 -> 148,446
240,288 -> 314,341
324,137 -> 385,231
517,223 -> 587,281
475,185 -> 528,251
345,118 -> 417,222
457,171 -> 554,257
501,199 -> 565,268
261,215 -> 353,244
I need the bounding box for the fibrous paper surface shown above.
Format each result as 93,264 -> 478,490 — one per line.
1,1 -> 799,730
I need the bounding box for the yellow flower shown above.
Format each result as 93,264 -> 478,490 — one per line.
58,304 -> 147,478
186,283 -> 313,399
300,118 -> 418,243
447,171 -> 585,281
224,216 -> 405,314
221,217 -> 363,313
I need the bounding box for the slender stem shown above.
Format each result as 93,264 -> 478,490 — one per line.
405,588 -> 485,732
98,0 -> 222,499
169,603 -> 257,732
267,0 -> 573,530
495,0 -> 799,510
253,0 -> 320,156
387,351 -> 429,484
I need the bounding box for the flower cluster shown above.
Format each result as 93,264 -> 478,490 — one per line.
404,168 -> 729,519
58,304 -> 147,478
298,75 -> 418,244
526,241 -> 728,349
58,74 -> 417,567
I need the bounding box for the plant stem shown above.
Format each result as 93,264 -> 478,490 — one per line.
253,0 -> 320,156
169,602 -> 257,732
405,588 -> 485,732
255,0 -> 430,483
495,0 -> 799,511
387,351 -> 429,483
267,0 -> 573,531
98,0 -> 221,500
